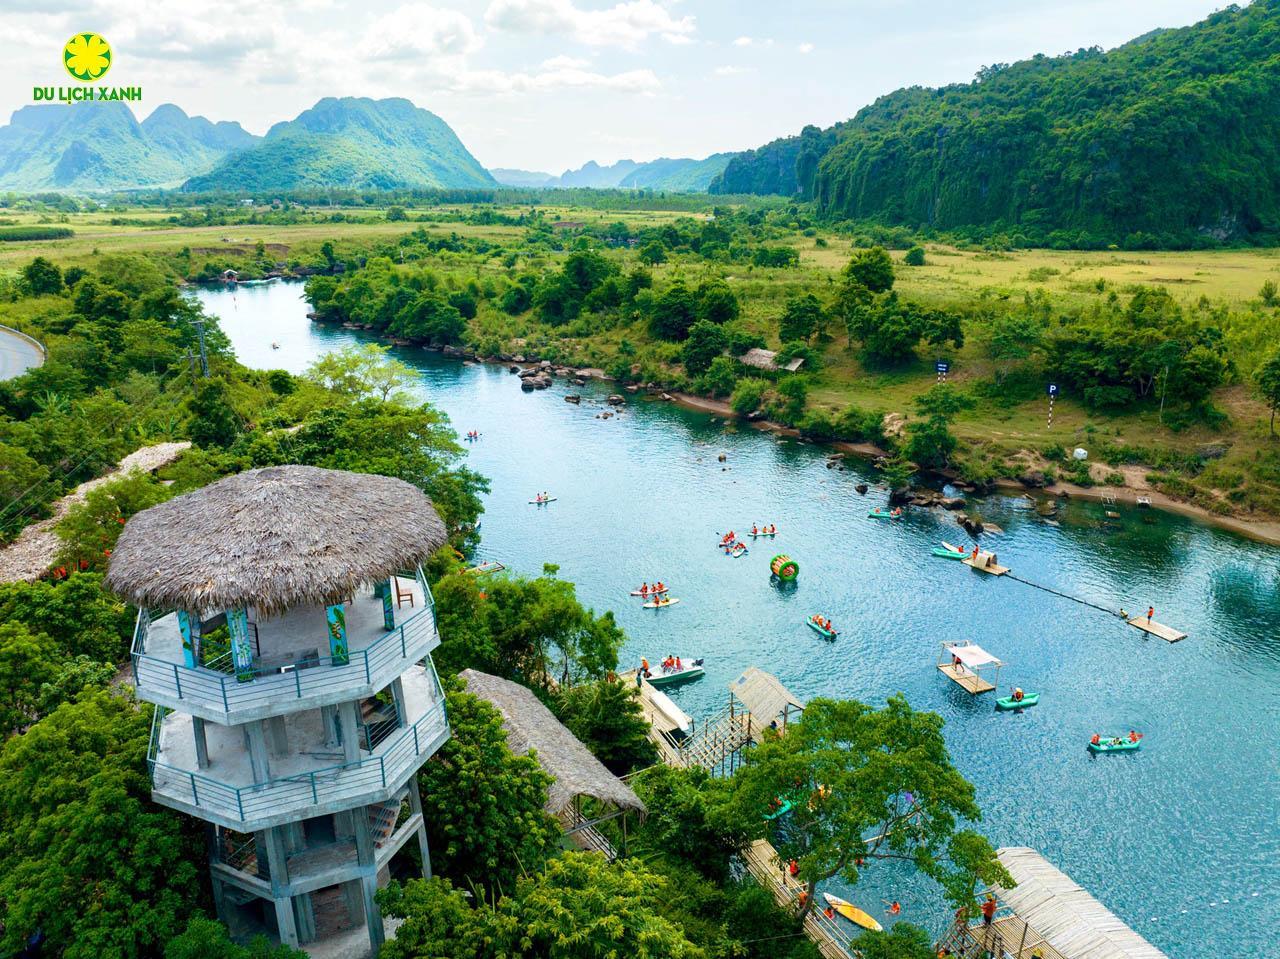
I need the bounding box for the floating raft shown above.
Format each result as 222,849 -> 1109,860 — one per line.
965,550 -> 1009,576
1126,616 -> 1186,643
938,663 -> 996,694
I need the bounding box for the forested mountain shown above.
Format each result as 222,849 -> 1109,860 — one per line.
183,97 -> 494,192
714,1 -> 1280,244
491,153 -> 734,192
0,103 -> 258,191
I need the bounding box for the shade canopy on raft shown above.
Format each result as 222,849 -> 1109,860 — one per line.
105,465 -> 447,616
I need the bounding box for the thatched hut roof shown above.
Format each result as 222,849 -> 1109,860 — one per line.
106,465 -> 446,616
460,669 -> 646,816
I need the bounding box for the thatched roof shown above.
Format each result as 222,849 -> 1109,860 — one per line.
737,348 -> 805,373
990,848 -> 1169,959
106,465 -> 446,616
460,669 -> 646,816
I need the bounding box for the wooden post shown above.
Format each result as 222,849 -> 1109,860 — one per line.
326,604 -> 350,666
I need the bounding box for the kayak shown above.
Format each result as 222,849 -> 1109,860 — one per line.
807,620 -> 839,639
764,798 -> 792,821
729,548 -> 748,558
995,692 -> 1040,710
1089,736 -> 1142,753
822,893 -> 883,932
868,508 -> 902,520
749,531 -> 777,538
630,587 -> 669,597
644,660 -> 704,686
643,597 -> 682,609
529,497 -> 558,505
932,541 -> 967,560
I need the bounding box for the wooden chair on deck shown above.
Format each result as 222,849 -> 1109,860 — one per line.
393,576 -> 414,608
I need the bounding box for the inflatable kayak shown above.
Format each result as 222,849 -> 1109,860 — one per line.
763,798 -> 792,820
529,497 -> 558,505
643,597 -> 682,609
932,541 -> 967,560
630,587 -> 669,597
822,893 -> 883,932
645,659 -> 703,686
868,508 -> 902,520
1089,735 -> 1142,753
807,619 -> 839,639
995,692 -> 1039,710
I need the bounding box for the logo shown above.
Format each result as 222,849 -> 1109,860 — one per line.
33,32 -> 140,104
63,33 -> 112,82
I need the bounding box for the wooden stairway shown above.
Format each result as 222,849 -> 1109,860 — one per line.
367,798 -> 403,847
677,705 -> 752,772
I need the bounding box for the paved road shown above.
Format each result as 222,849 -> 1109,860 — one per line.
0,326 -> 44,380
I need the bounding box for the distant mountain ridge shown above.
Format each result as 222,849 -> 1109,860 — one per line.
184,97 -> 494,192
713,2 -> 1280,242
0,103 -> 258,191
491,153 -> 734,192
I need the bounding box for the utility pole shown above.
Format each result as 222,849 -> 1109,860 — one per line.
1158,364 -> 1169,424
193,320 -> 209,378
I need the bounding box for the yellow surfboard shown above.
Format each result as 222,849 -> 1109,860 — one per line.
822,892 -> 883,932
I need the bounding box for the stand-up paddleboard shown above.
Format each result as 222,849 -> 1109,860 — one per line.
822,893 -> 883,932
630,587 -> 669,597
529,497 -> 558,505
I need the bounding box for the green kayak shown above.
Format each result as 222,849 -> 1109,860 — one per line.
932,547 -> 966,560
806,619 -> 839,639
995,692 -> 1040,710
1088,736 -> 1142,753
869,508 -> 903,520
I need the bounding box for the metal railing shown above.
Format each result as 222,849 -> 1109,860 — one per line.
148,664 -> 449,826
131,571 -> 437,718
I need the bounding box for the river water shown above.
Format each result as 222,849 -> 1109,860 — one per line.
196,280 -> 1279,957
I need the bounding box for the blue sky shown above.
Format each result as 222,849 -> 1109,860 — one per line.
1,0 -> 1234,172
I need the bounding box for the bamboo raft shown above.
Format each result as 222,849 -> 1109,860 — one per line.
1126,616 -> 1187,643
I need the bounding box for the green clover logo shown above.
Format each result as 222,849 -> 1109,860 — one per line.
64,33 -> 112,83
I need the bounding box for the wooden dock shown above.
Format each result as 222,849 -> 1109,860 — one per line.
965,555 -> 1009,576
741,839 -> 852,959
1126,616 -> 1186,643
938,663 -> 996,694
620,671 -> 687,766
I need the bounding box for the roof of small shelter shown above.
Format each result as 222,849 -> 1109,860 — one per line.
460,669 -> 646,816
944,642 -> 1003,668
729,667 -> 805,723
106,465 -> 446,616
737,348 -> 805,372
990,847 -> 1169,959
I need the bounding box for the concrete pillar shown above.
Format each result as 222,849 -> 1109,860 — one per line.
264,826 -> 298,948
209,871 -> 229,923
338,701 -> 362,762
352,806 -> 385,953
282,821 -> 306,854
334,809 -> 354,840
321,704 -> 339,747
406,780 -> 432,878
245,721 -> 272,783
192,717 -> 210,770
294,892 -> 316,944
342,878 -> 365,923
390,677 -> 407,727
265,715 -> 288,757
273,896 -> 300,949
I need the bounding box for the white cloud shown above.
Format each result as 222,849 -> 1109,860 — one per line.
485,0 -> 696,49
798,42 -> 815,54
541,54 -> 590,69
712,65 -> 748,76
358,4 -> 482,60
448,65 -> 661,95
732,36 -> 752,46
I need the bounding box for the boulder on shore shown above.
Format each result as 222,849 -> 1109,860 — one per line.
564,394 -> 581,404
1018,470 -> 1050,488
606,394 -> 626,406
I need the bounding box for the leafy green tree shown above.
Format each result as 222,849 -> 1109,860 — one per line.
23,256 -> 64,296
682,320 -> 728,375
649,282 -> 700,341
772,376 -> 809,426
1255,348 -> 1280,436
728,696 -> 1009,918
696,280 -> 740,324
165,917 -> 307,959
730,378 -> 768,416
881,453 -> 917,498
188,381 -> 242,448
983,312 -> 1044,381
638,241 -> 668,265
391,292 -> 466,344
779,294 -> 825,344
536,250 -> 617,325
0,442 -> 49,517
846,247 -> 895,294
55,471 -> 174,572
700,355 -> 740,398
0,573 -> 133,663
305,344 -> 418,403
903,246 -> 927,266
554,678 -> 658,774
1260,280 -> 1279,307
0,693 -> 205,959
386,205 -> 408,221
0,622 -> 60,738
417,689 -> 559,892
631,764 -> 747,878
853,922 -> 937,959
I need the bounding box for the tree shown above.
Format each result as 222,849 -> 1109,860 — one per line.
880,453 -> 917,499
727,695 -> 1009,918
386,205 -> 408,222
631,764 -> 746,878
0,622 -> 60,738
731,378 -> 768,416
779,294 -> 825,344
417,689 -> 559,892
638,241 -> 667,265
854,922 -> 937,959
773,376 -> 809,426
983,312 -> 1044,381
55,471 -> 173,572
188,381 -> 242,448
23,256 -> 64,296
305,344 -> 419,403
379,855 -> 702,959
649,282 -> 700,341
845,247 -> 895,294
682,320 -> 728,375
700,355 -> 740,397
696,280 -> 740,324
1255,348 -> 1280,436
391,293 -> 465,345
1260,279 -> 1278,307
903,246 -> 927,266
0,573 -> 134,663
0,693 -> 206,958
165,917 -> 307,959
554,678 -> 658,774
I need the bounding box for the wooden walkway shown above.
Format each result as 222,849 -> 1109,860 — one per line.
965,556 -> 1009,575
1126,616 -> 1186,643
741,839 -> 852,959
959,916 -> 1069,959
938,663 -> 996,694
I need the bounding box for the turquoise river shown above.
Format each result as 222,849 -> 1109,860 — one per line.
196,280 -> 1279,958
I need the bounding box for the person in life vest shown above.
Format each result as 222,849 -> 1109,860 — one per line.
752,524 -> 759,535
1147,605 -> 1155,623
824,905 -> 835,920
788,859 -> 799,877
1012,687 -> 1024,702
1090,733 -> 1101,746
641,657 -> 651,678
675,656 -> 682,670
981,895 -> 997,926
1128,730 -> 1142,743
886,901 -> 902,916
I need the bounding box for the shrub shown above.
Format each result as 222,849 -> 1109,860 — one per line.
730,378 -> 768,416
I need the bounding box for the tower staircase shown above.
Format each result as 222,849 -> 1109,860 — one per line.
676,704 -> 752,773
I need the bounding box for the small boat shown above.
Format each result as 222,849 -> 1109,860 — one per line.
643,597 -> 682,609
763,798 -> 792,820
270,342 -> 280,350
995,691 -> 1039,710
748,530 -> 777,538
868,508 -> 903,520
807,619 -> 839,639
822,893 -> 883,932
644,658 -> 703,685
932,541 -> 967,560
630,586 -> 669,597
529,497 -> 558,505
1136,497 -> 1151,507
1089,734 -> 1142,754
